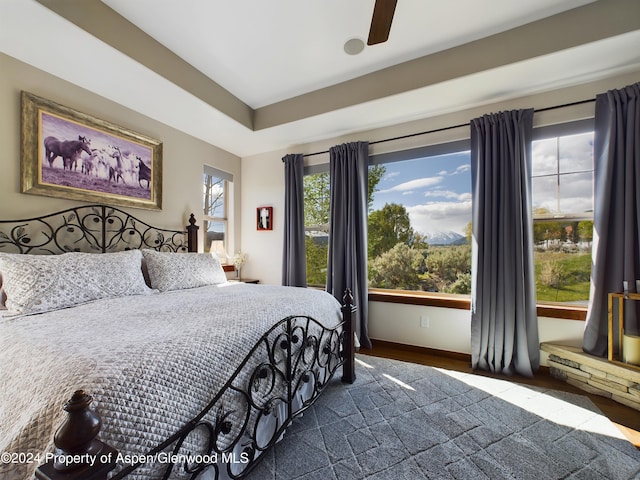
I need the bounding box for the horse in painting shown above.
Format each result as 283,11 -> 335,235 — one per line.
107,146 -> 126,184
43,136 -> 92,170
137,157 -> 151,189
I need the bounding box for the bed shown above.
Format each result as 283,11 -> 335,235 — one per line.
0,205 -> 356,480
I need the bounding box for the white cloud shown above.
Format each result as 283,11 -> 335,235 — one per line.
377,176 -> 443,194
424,190 -> 472,201
453,164 -> 471,174
406,200 -> 472,236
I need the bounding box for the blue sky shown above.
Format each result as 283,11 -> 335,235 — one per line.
371,151 -> 472,237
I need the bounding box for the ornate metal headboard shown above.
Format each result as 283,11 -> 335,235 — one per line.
0,204 -> 198,255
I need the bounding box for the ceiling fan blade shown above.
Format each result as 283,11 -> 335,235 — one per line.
367,0 -> 398,45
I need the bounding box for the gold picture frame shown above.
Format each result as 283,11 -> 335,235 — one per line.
21,91 -> 162,210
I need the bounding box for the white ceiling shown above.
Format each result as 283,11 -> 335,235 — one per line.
1,0 -> 639,157
103,0 -> 595,108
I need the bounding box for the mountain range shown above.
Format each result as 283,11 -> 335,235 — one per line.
425,231 -> 467,246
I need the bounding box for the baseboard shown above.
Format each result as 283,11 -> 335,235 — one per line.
368,338 -> 552,375
369,339 -> 472,362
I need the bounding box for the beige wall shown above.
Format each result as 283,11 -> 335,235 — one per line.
0,52 -> 241,252
240,69 -> 640,363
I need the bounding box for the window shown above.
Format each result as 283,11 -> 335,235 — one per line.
532,125 -> 594,304
203,165 -> 232,256
302,121 -> 594,311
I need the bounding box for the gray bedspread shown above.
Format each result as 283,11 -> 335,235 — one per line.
0,284 -> 343,480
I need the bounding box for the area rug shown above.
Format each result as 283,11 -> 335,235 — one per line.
247,354 -> 640,480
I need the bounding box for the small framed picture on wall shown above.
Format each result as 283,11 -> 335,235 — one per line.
257,206 -> 273,231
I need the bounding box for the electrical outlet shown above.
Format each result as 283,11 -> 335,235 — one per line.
420,315 -> 429,328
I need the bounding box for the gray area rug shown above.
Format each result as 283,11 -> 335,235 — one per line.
247,354 -> 640,480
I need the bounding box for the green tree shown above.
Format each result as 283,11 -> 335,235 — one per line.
424,245 -> 472,291
305,237 -> 328,286
369,243 -> 426,290
368,203 -> 414,258
449,272 -> 472,295
536,222 -> 563,248
411,231 -> 430,250
367,164 -> 385,210
464,222 -> 473,243
578,220 -> 593,245
303,172 -> 331,228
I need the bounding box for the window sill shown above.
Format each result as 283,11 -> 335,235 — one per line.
368,288 -> 587,321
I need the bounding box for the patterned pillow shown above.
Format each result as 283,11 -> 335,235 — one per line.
141,249 -> 227,292
0,250 -> 153,316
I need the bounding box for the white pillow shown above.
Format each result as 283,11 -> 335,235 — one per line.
0,250 -> 153,316
141,249 -> 227,292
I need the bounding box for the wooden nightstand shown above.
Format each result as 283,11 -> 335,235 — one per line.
229,278 -> 260,284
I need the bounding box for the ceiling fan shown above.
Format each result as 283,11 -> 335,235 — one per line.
367,0 -> 398,45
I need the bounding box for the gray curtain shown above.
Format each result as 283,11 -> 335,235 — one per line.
470,109 -> 539,377
327,142 -> 371,349
282,153 -> 307,287
583,83 -> 640,356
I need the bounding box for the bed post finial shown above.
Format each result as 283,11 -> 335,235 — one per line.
341,288 -> 357,384
186,213 -> 199,252
35,390 -> 117,480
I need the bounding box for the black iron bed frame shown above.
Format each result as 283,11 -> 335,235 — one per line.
0,205 -> 356,480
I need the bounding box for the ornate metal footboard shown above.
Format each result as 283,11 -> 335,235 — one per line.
36,292 -> 356,480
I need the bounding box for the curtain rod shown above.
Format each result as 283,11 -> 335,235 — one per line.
302,98 -> 595,158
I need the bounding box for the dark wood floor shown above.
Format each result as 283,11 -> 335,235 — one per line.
363,340 -> 640,448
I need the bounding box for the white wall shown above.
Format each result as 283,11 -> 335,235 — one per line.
238,152 -> 283,281
369,302 -> 585,363
240,70 -> 639,366
0,52 -> 241,250
369,301 -> 472,354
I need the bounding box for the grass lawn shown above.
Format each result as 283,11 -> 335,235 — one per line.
535,250 -> 591,303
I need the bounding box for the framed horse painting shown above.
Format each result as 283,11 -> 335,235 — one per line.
20,91 -> 162,210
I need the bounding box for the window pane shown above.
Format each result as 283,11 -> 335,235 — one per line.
534,227 -> 592,305
368,151 -> 472,293
532,131 -> 593,305
558,132 -> 593,174
559,172 -> 592,214
532,176 -> 558,215
206,221 -> 226,240
532,137 -> 559,176
203,169 -> 230,257
532,131 -> 593,217
304,172 -> 329,287
203,173 -> 225,218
